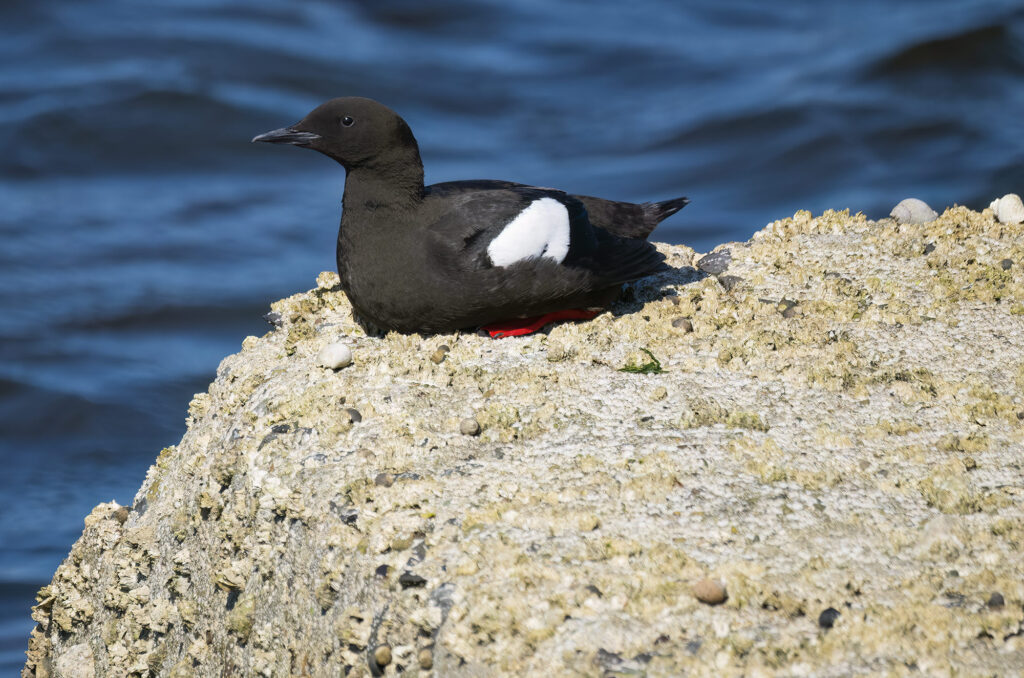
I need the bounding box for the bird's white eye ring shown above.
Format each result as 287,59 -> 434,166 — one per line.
341,116 -> 355,127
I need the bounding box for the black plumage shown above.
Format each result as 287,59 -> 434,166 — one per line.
254,97 -> 688,334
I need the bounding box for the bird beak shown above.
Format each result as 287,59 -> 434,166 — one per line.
252,127 -> 322,146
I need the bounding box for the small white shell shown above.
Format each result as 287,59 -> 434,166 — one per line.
317,343 -> 352,370
890,198 -> 938,224
989,193 -> 1024,225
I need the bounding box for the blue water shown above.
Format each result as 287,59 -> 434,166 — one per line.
3,0 -> 1024,669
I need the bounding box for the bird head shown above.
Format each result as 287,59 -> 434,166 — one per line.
253,97 -> 418,170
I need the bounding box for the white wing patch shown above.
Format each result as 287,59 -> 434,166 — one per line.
486,198 -> 571,267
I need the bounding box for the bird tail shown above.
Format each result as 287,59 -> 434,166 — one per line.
643,196 -> 690,224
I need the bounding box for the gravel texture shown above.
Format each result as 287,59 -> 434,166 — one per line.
23,207 -> 1024,677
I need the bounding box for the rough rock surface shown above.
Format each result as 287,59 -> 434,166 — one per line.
24,207 -> 1024,677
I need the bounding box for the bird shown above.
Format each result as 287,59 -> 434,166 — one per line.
253,97 -> 688,336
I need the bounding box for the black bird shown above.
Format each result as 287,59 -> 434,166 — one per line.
253,97 -> 687,335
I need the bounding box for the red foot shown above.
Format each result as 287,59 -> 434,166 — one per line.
482,309 -> 600,338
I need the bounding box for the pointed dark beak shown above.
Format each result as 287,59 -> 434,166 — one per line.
252,127 -> 321,146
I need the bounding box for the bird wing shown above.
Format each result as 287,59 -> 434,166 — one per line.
424,183 -> 663,285
423,184 -> 580,269
427,180 -> 687,239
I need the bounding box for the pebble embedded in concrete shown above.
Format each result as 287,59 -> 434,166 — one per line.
430,345 -> 450,364
890,198 -> 938,224
818,607 -> 841,629
697,249 -> 731,275
718,275 -> 742,292
398,572 -> 427,589
692,579 -> 727,605
418,648 -> 433,669
317,343 -> 352,370
373,644 -> 392,667
460,417 -> 481,436
671,317 -> 693,332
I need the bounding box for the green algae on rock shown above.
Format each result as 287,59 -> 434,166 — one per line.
23,207 -> 1024,677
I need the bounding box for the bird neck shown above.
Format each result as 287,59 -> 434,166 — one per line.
342,148 -> 425,212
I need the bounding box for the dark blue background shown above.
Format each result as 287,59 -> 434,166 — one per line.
3,0 -> 1023,669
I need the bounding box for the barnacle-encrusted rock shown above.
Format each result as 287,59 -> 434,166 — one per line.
23,207 -> 1024,676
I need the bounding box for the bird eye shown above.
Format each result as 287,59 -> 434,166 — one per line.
341,116 -> 354,127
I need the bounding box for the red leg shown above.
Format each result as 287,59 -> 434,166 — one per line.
482,309 -> 600,338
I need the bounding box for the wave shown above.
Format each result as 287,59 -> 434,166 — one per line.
61,300 -> 274,333
866,15 -> 1024,77
0,87 -> 310,178
0,377 -> 140,438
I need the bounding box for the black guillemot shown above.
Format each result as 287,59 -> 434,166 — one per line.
254,97 -> 688,336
